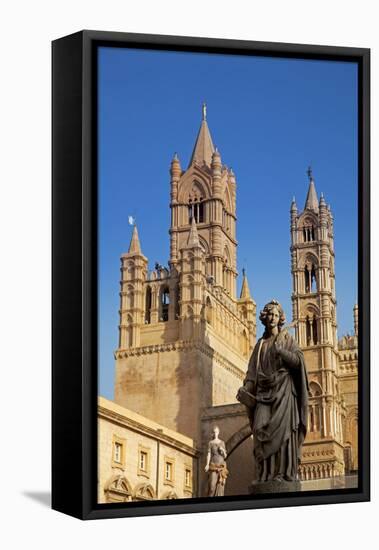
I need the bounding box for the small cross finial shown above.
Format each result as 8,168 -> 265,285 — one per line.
307,165 -> 313,181
242,268 -> 246,277
202,102 -> 207,120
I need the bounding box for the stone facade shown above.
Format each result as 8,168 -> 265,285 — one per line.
98,397 -> 198,503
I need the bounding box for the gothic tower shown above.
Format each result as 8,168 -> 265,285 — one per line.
119,225 -> 148,349
114,106 -> 256,448
169,103 -> 238,298
291,168 -> 345,479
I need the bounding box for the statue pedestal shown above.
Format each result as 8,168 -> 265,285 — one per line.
249,479 -> 301,495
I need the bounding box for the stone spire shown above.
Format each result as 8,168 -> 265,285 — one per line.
304,167 -> 319,211
188,103 -> 215,167
353,303 -> 358,336
186,216 -> 200,247
128,225 -> 141,254
240,268 -> 251,299
291,196 -> 298,212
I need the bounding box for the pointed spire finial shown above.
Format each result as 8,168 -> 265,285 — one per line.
128,224 -> 142,254
202,102 -> 207,120
189,104 -> 215,167
304,167 -> 319,211
240,269 -> 251,300
187,216 -> 200,248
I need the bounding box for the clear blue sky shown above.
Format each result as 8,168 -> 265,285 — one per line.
98,47 -> 358,400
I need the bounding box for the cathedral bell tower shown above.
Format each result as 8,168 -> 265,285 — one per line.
169,104 -> 238,298
291,168 -> 345,479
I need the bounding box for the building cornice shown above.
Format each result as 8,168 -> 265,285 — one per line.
98,403 -> 199,457
115,340 -> 245,381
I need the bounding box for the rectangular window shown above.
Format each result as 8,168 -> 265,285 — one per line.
112,435 -> 126,468
185,468 -> 192,488
137,445 -> 150,477
165,461 -> 172,481
114,442 -> 122,463
140,451 -> 147,471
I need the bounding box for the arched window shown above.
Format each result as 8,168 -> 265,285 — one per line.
308,381 -> 322,434
310,264 -> 317,292
304,262 -> 317,293
160,287 -> 170,322
175,285 -> 180,319
145,286 -> 152,324
306,314 -> 318,346
188,199 -> 193,223
205,297 -> 213,325
126,314 -> 133,347
312,316 -> 318,344
304,266 -> 310,293
302,219 -> 316,243
188,197 -> 204,223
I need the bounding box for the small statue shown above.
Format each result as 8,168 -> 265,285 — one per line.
237,300 -> 309,488
204,426 -> 228,496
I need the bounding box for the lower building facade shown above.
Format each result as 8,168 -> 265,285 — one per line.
98,397 -> 198,503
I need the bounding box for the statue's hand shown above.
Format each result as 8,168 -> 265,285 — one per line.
274,339 -> 284,357
205,465 -> 209,473
242,381 -> 254,394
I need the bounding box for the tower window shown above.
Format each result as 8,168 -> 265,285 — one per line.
160,287 -> 170,322
306,314 -> 319,346
188,200 -> 193,223
145,286 -> 152,324
188,197 -> 204,223
312,316 -> 318,344
304,263 -> 317,293
311,264 -> 317,292
303,225 -> 315,242
306,315 -> 312,346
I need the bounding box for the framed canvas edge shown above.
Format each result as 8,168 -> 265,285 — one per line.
52,30 -> 370,521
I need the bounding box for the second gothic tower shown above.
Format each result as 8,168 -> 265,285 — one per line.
291,168 -> 345,478
169,104 -> 238,298
290,168 -> 337,350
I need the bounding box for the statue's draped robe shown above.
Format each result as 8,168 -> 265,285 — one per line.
244,332 -> 309,482
207,440 -> 228,496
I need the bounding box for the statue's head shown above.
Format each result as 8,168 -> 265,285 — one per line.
212,426 -> 220,439
259,300 -> 286,332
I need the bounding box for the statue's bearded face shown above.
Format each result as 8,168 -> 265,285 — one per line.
266,306 -> 280,329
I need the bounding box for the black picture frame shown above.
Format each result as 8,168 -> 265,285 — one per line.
52,30 -> 370,520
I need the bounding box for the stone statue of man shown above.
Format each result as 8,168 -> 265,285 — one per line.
204,426 -> 228,496
237,300 -> 309,491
